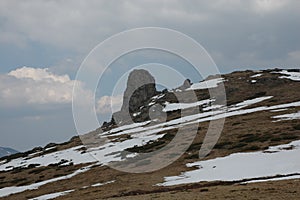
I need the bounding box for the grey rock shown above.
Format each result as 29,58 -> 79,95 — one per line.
113,69 -> 158,124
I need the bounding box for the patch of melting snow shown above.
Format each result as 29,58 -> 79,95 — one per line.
251,80 -> 257,83
272,111 -> 300,121
186,78 -> 224,90
250,73 -> 262,78
163,99 -> 213,112
157,140 -> 300,186
27,180 -> 115,200
132,112 -> 141,117
273,70 -> 300,81
185,100 -> 300,127
28,190 -> 74,200
0,165 -> 92,197
44,146 -> 57,152
148,102 -> 156,106
202,104 -> 223,111
270,108 -> 288,112
0,146 -> 96,171
0,160 -> 6,165
229,96 -> 273,111
103,120 -> 152,135
91,180 -> 115,187
88,133 -> 165,164
151,94 -> 165,100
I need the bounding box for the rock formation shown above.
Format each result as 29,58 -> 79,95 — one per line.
109,69 -> 158,125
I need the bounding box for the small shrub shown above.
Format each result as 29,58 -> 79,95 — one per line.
244,145 -> 260,151
229,142 -> 247,150
200,188 -> 209,192
238,133 -> 255,138
281,135 -> 298,140
188,142 -> 202,151
239,135 -> 258,143
11,178 -> 27,184
270,137 -> 283,142
293,124 -> 300,130
29,167 -> 47,174
214,141 -> 232,149
257,134 -> 272,142
232,122 -> 241,126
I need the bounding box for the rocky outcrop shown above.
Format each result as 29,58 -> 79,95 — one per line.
177,79 -> 192,90
122,69 -> 157,113
108,69 -> 158,125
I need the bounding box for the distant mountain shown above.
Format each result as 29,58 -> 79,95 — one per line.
0,147 -> 19,158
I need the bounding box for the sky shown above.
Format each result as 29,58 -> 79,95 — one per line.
0,0 -> 300,151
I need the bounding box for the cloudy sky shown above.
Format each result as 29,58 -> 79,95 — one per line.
0,0 -> 299,151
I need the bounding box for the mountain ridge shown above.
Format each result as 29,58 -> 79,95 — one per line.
0,68 -> 299,200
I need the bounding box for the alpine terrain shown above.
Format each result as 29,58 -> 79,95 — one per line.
0,68 -> 299,200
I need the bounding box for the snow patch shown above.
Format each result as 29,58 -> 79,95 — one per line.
28,190 -> 74,200
132,112 -> 141,117
163,99 -> 213,112
272,111 -> 300,121
229,96 -> 273,111
0,165 -> 92,197
157,140 -> 300,186
250,74 -> 262,78
270,108 -> 288,112
273,70 -> 300,81
151,94 -> 165,100
91,180 -> 115,187
187,78 -> 224,91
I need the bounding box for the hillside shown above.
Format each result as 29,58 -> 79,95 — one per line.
0,68 -> 299,200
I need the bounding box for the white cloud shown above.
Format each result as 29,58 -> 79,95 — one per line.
0,66 -> 123,116
96,95 -> 123,114
8,66 -> 70,83
0,67 -> 92,107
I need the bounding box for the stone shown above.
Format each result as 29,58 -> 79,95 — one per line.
112,69 -> 158,124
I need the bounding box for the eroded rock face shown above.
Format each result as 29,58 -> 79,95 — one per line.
123,69 -> 157,113
112,69 -> 158,124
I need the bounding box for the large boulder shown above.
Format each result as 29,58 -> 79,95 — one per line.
112,69 -> 158,124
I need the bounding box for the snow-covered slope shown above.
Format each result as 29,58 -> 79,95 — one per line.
158,140 -> 300,186
1,95 -> 299,172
